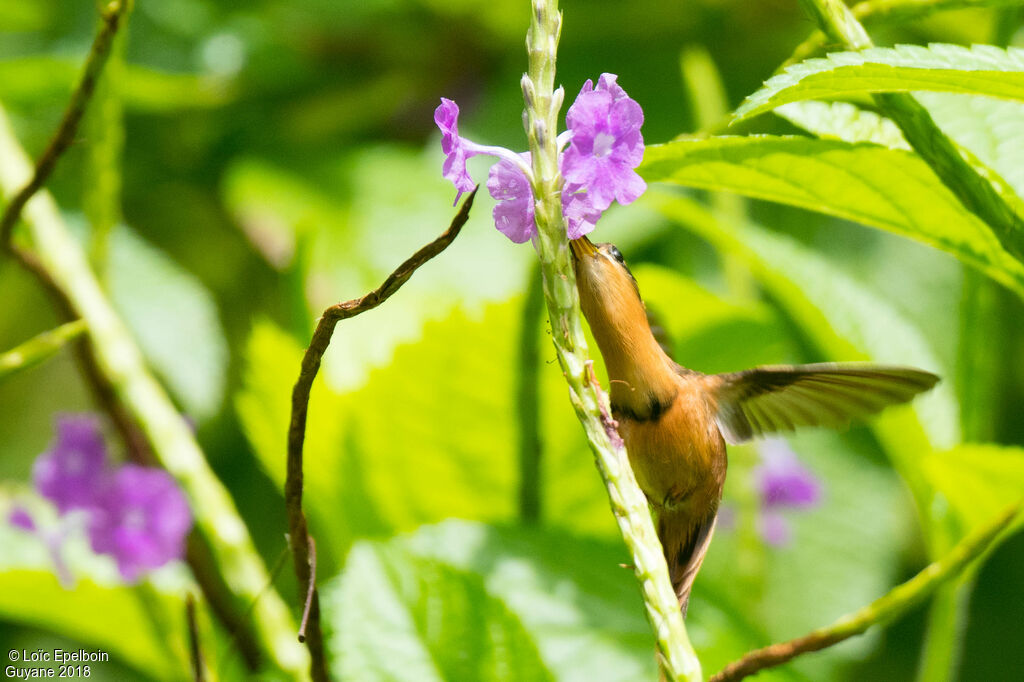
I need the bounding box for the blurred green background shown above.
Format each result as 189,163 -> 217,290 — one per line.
1,0 -> 1023,680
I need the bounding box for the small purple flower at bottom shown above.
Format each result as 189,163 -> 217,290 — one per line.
32,415 -> 108,514
87,465 -> 193,582
754,438 -> 822,547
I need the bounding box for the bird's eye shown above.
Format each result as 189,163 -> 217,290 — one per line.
606,245 -> 625,264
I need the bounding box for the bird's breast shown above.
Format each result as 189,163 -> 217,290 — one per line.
615,380 -> 727,513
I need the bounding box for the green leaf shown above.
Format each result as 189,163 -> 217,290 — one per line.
736,43 -> 1024,122
327,540 -> 552,682
0,321 -> 86,382
923,444 -> 1024,533
326,521 -> 780,682
0,571 -> 184,679
237,302 -> 524,562
779,95 -> 1024,201
640,136 -> 1024,298
774,101 -> 909,149
109,226 -> 228,421
916,93 -> 1024,200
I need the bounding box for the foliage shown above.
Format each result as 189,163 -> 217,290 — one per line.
2,1 -> 1024,681
735,43 -> 1024,122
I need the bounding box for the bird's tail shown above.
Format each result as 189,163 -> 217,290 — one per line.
657,506 -> 718,617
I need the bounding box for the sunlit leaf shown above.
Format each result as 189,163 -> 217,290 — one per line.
774,101 -> 909,149
916,92 -> 1024,200
923,444 -> 1024,534
640,136 -> 1024,298
237,302 -> 523,562
109,226 -> 228,421
326,521 -> 784,682
327,539 -> 552,682
222,158 -> 341,268
778,95 -> 1024,201
736,43 -> 1024,122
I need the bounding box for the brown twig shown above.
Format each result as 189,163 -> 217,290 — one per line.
0,0 -> 129,249
186,594 -> 206,682
709,500 -> 1023,682
299,534 -> 317,642
285,189 -> 477,681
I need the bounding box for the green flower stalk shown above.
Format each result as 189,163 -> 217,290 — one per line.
520,2 -> 701,680
433,3 -> 700,676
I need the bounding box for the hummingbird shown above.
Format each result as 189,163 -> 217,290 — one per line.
569,236 -> 939,615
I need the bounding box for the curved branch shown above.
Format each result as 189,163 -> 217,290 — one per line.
710,500 -> 1023,682
285,189 -> 476,682
0,0 -> 130,248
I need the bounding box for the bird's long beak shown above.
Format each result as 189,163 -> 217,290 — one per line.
569,236 -> 598,260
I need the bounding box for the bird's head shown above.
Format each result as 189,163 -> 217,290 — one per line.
571,235 -> 650,352
569,236 -> 678,407
570,236 -> 641,312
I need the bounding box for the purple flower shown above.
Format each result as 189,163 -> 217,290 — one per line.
562,73 -> 646,212
562,184 -> 603,240
754,439 -> 822,547
8,506 -> 37,532
87,465 -> 193,582
436,73 -> 646,242
758,511 -> 792,547
32,415 -> 108,514
435,98 -> 477,204
488,154 -> 536,243
17,413 -> 194,584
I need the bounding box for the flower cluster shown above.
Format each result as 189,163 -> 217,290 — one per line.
435,73 -> 646,243
9,415 -> 193,583
754,439 -> 821,546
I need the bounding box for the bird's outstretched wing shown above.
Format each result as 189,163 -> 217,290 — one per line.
708,363 -> 939,444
